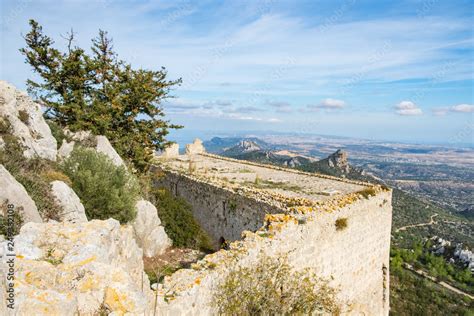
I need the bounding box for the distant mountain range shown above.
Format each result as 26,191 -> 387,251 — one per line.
205,137 -> 371,181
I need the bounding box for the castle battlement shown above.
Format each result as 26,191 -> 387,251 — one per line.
151,143 -> 392,315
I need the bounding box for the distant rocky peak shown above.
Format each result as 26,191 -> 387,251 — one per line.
237,140 -> 261,152
326,149 -> 350,173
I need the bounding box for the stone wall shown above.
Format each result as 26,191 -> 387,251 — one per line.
152,159 -> 392,315
154,170 -> 285,245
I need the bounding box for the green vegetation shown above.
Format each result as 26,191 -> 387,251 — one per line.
21,20 -> 182,172
390,263 -> 473,315
62,147 -> 140,223
335,217 -> 348,231
0,210 -> 23,237
391,241 -> 474,294
213,253 -> 340,315
148,187 -> 213,251
0,119 -> 62,221
46,120 -> 71,146
18,110 -> 30,125
357,187 -> 377,199
43,247 -> 63,266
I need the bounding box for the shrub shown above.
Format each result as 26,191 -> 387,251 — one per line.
62,146 -> 140,223
46,120 -> 71,145
335,217 -> 348,231
41,170 -> 72,186
0,128 -> 62,221
149,187 -> 213,251
0,204 -> 24,236
213,253 -> 340,315
18,110 -> 30,125
358,187 -> 377,199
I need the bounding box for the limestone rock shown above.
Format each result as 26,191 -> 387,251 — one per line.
50,180 -> 87,223
95,135 -> 125,167
57,139 -> 75,159
157,143 -> 180,159
132,200 -> 171,257
0,81 -> 57,161
326,150 -> 350,173
185,138 -> 205,156
0,164 -> 42,223
0,219 -> 153,314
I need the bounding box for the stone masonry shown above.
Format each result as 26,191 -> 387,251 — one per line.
151,141 -> 393,315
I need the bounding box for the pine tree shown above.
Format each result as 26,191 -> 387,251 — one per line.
20,20 -> 182,172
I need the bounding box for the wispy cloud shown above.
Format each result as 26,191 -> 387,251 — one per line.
451,103 -> 474,113
433,103 -> 474,116
306,98 -> 346,111
395,101 -> 423,116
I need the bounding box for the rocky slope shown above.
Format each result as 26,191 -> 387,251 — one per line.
0,81 -> 171,314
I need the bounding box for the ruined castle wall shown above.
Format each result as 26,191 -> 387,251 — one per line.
154,170 -> 286,245
153,184 -> 392,315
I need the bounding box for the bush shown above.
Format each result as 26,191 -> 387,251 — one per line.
0,125 -> 62,221
62,147 -> 140,223
18,110 -> 30,125
213,253 -> 340,315
41,170 -> 72,187
149,187 -> 212,251
46,120 -> 71,145
335,217 -> 348,231
0,205 -> 24,237
357,187 -> 377,199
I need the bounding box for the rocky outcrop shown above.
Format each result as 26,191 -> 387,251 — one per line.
326,149 -> 350,173
95,135 -> 125,167
0,219 -> 153,315
57,139 -> 75,160
50,181 -> 87,223
58,132 -> 125,167
0,165 -> 42,223
157,143 -> 180,159
0,81 -> 57,161
185,138 -> 205,156
237,140 -> 261,152
132,200 -> 171,257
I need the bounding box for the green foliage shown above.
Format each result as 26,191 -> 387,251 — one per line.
62,146 -> 140,223
335,217 -> 348,231
46,120 -> 71,145
0,209 -> 23,237
390,242 -> 474,295
21,20 -> 182,172
148,187 -> 212,251
0,123 -> 62,221
213,253 -> 340,315
357,187 -> 378,199
390,265 -> 473,315
18,110 -> 30,124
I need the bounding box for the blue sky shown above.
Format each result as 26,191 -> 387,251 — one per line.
1,0 -> 473,144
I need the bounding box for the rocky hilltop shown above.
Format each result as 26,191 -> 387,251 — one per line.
0,81 -> 170,314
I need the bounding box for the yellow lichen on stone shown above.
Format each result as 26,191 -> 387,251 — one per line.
77,255 -> 97,266
104,287 -> 135,315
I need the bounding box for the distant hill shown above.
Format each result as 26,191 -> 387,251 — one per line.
203,137 -> 271,154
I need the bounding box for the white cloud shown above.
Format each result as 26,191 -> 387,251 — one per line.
395,101 -> 423,116
307,98 -> 346,111
450,104 -> 474,113
319,98 -> 346,109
